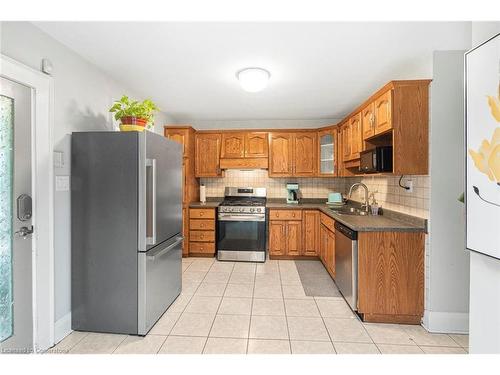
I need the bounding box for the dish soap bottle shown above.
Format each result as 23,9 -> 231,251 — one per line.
369,193 -> 379,216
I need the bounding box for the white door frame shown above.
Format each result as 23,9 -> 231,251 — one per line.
1,54 -> 54,352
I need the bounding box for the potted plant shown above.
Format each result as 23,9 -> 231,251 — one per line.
109,95 -> 159,132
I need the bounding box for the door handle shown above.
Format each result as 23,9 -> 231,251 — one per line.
17,194 -> 32,221
147,236 -> 183,261
146,158 -> 157,245
15,225 -> 34,239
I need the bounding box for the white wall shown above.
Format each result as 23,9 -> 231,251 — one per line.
468,22 -> 500,354
0,21 -> 176,342
423,50 -> 470,333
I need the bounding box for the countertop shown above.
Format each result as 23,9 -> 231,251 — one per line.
189,198 -> 426,233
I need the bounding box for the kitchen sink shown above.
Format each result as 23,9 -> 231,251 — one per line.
330,207 -> 369,216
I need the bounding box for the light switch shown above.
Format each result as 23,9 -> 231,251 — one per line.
54,151 -> 64,168
55,176 -> 70,192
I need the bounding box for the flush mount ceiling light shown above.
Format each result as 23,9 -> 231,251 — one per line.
236,67 -> 271,92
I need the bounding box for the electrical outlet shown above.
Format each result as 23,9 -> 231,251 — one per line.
406,179 -> 414,193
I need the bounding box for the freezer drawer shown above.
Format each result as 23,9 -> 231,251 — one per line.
138,235 -> 182,335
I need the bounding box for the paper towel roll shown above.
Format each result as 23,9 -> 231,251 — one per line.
200,184 -> 206,203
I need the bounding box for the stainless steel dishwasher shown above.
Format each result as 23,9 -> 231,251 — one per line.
334,222 -> 358,310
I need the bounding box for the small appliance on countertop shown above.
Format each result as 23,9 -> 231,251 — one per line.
286,183 -> 300,204
359,146 -> 393,173
217,187 -> 267,262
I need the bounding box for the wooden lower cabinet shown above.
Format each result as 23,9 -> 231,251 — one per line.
286,221 -> 302,256
268,220 -> 302,257
269,209 -> 320,259
188,208 -> 216,256
357,231 -> 424,324
302,210 -> 319,256
269,221 -> 286,256
320,222 -> 335,278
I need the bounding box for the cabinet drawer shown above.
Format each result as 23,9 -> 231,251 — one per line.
269,209 -> 302,221
189,242 -> 215,254
320,212 -> 335,231
189,208 -> 215,219
189,231 -> 215,242
189,219 -> 215,230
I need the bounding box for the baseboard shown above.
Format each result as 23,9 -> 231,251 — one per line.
54,312 -> 72,344
422,310 -> 469,334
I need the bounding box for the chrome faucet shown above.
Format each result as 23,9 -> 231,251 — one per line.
348,183 -> 370,213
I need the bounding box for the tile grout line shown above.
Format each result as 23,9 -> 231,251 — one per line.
246,261 -> 258,354
278,260 -> 292,354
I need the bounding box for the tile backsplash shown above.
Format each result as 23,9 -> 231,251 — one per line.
200,170 -> 429,218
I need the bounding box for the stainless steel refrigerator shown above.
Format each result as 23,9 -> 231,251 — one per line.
71,131 -> 183,335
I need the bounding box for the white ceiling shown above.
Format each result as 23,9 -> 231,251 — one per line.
33,22 -> 472,121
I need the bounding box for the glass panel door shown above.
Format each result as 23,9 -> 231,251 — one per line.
320,132 -> 335,174
0,95 -> 14,342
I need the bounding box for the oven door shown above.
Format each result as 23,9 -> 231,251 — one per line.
217,213 -> 266,261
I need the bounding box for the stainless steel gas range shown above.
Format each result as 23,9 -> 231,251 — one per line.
217,187 -> 267,262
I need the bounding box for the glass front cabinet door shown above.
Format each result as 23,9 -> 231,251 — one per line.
318,128 -> 337,176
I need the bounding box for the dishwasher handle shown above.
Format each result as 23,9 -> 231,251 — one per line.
334,222 -> 358,240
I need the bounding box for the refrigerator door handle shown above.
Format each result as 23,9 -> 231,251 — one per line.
146,158 -> 157,245
147,236 -> 183,261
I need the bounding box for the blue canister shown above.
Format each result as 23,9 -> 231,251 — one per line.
328,192 -> 343,203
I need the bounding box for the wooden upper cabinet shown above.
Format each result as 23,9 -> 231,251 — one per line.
349,112 -> 362,159
318,128 -> 337,176
245,132 -> 268,158
268,133 -> 294,177
294,132 -> 317,176
165,128 -> 188,156
374,90 -> 393,135
341,123 -> 351,161
362,103 -> 375,140
221,133 -> 245,159
195,133 -> 222,177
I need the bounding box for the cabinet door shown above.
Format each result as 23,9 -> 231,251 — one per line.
362,103 -> 375,140
182,206 -> 189,256
165,129 -> 188,157
302,210 -> 319,256
245,132 -> 268,158
326,229 -> 335,277
342,123 -> 351,161
320,224 -> 328,264
221,133 -> 245,158
269,221 -> 286,256
294,132 -> 317,176
374,90 -> 393,135
318,129 -> 337,176
195,133 -> 222,177
269,133 -> 293,177
286,221 -> 302,256
350,112 -> 362,160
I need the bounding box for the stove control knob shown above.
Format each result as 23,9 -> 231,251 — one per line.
256,208 -> 261,213
250,208 -> 255,213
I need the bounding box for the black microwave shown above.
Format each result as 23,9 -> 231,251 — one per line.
359,146 -> 393,173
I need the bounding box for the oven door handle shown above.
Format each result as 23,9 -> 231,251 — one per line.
218,214 -> 265,222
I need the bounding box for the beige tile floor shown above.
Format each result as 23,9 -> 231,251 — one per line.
48,257 -> 469,354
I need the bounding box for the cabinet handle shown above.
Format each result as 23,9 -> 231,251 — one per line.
200,212 -> 204,216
